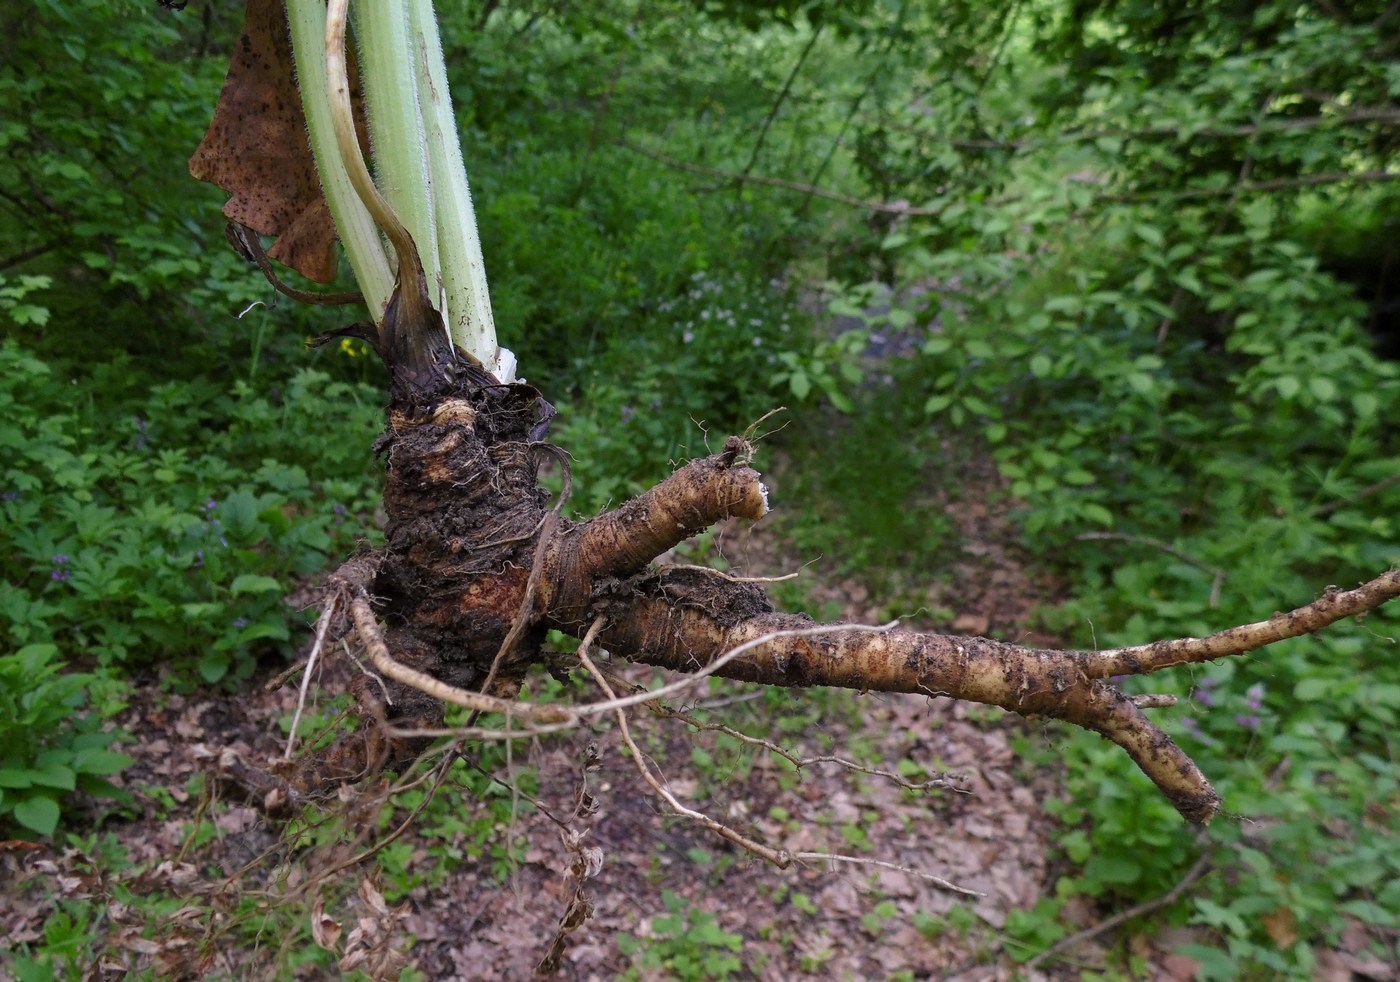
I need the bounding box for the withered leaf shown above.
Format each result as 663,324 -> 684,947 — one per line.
190,0 -> 366,283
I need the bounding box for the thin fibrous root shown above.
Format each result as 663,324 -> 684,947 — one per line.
347,585 -> 575,726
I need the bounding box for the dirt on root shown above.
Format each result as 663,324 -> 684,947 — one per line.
2,478 -> 1223,981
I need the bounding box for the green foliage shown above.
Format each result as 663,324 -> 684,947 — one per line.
617,890 -> 748,981
687,0 -> 1400,973
550,271 -> 816,514
0,336 -> 382,833
3,0 -> 1398,974
0,644 -> 132,836
0,342 -> 384,686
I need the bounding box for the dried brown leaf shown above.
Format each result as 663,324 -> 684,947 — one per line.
311,893 -> 343,951
189,0 -> 366,283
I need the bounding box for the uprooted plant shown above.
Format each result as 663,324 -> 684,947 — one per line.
187,0 -> 1400,963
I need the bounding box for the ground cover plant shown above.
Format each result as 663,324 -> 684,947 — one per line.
2,0 -> 1398,978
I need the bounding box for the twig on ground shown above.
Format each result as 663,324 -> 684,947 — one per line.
793,852 -> 981,897
634,690 -> 970,794
654,562 -> 800,584
1023,839 -> 1214,973
578,619 -> 976,894
576,620 -> 791,867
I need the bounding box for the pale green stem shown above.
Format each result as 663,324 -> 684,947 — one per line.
324,0 -> 416,269
352,0 -> 444,319
407,0 -> 503,373
285,0 -> 393,320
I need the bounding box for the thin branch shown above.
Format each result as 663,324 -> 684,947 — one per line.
576,625 -> 792,868
1106,169 -> 1400,204
654,562 -> 800,585
580,626 -> 976,895
1075,568 -> 1400,677
793,852 -> 980,897
595,566 -> 1400,823
225,222 -> 364,306
479,510 -> 560,696
632,688 -> 969,794
1023,842 -> 1214,972
1313,471 -> 1400,517
738,22 -> 824,180
897,106 -> 1400,152
284,597 -> 339,759
0,241 -> 57,273
578,46 -> 627,182
572,621 -> 898,721
1077,532 -> 1227,609
619,140 -> 946,216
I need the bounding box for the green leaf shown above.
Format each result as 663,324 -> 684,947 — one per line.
229,574 -> 282,596
788,370 -> 810,400
232,620 -> 291,645
1134,224 -> 1165,248
1082,503 -> 1114,526
198,651 -> 230,684
1043,296 -> 1082,316
1086,853 -> 1141,885
1175,944 -> 1238,982
961,395 -> 996,417
73,748 -> 134,776
13,795 -> 60,837
1308,377 -> 1337,402
1126,373 -> 1154,395
923,394 -> 953,415
1293,678 -> 1331,701
0,769 -> 34,789
29,763 -> 76,791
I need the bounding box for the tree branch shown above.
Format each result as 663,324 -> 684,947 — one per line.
619,140 -> 947,216
1105,169 -> 1400,203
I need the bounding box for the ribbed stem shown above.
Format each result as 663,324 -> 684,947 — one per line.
285,0 -> 393,320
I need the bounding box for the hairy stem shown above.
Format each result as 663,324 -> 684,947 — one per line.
351,0 -> 442,315
407,0 -> 503,373
286,0 -> 393,317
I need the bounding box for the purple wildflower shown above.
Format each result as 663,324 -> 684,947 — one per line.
1235,714 -> 1261,730
620,405 -> 636,424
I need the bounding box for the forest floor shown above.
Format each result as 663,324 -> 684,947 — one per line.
3,455 -> 1251,981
